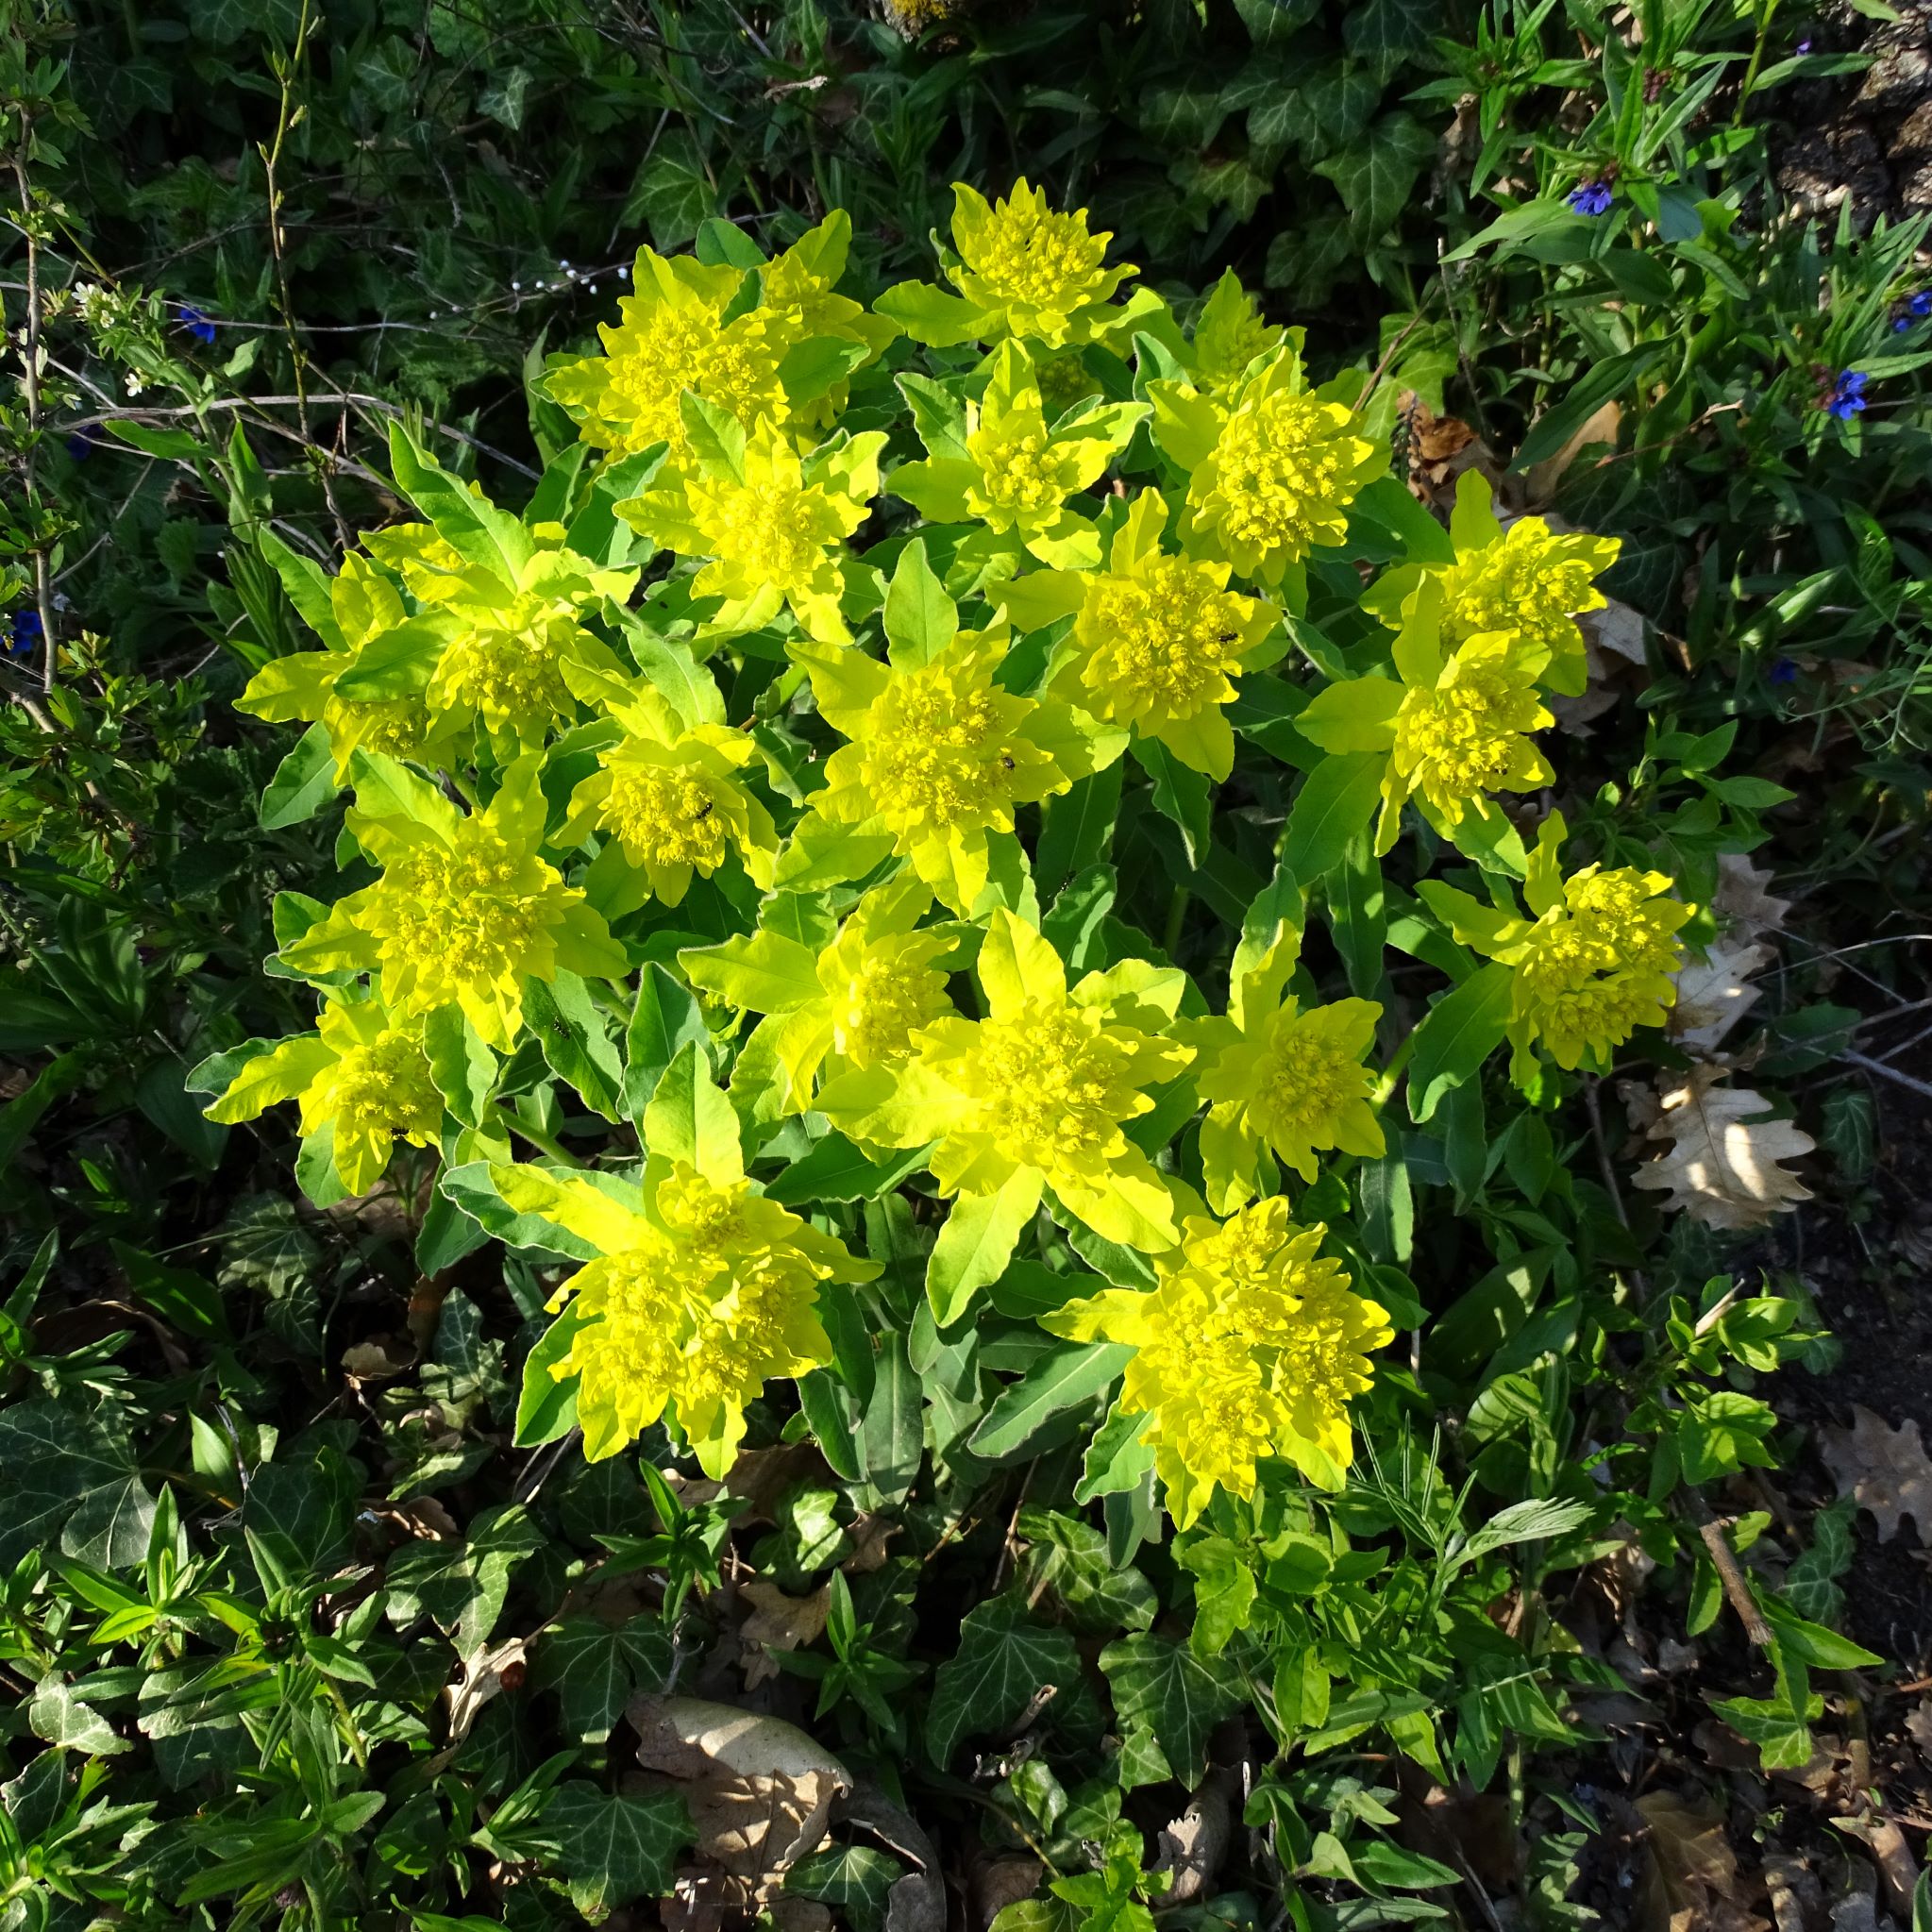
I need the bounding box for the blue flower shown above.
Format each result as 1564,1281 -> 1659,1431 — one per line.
1823,369 -> 1868,420
176,304 -> 217,346
1769,657 -> 1799,686
7,608 -> 42,660
1796,37 -> 1812,52
1911,291 -> 1932,317
1567,179 -> 1614,217
64,425 -> 101,462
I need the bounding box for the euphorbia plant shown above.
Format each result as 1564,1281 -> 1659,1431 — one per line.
195,183 -> 1693,1553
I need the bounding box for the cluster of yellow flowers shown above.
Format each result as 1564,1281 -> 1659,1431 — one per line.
203,185 -> 1686,1520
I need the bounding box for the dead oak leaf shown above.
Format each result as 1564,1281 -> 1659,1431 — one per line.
1671,938 -> 1772,1053
1821,1406 -> 1932,1546
1712,854 -> 1791,947
1630,1067 -> 1814,1230
738,1579 -> 831,1689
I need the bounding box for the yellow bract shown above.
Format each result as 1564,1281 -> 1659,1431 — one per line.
492,1121 -> 877,1475
946,179 -> 1136,346
1044,1201 -> 1392,1524
817,912 -> 1193,1252
206,991 -> 443,1197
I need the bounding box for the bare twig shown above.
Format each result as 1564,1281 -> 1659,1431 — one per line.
8,151 -> 59,698
1679,1493 -> 1772,1648
1842,1049 -> 1932,1104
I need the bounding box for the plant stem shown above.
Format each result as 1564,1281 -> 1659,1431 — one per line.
9,150 -> 59,699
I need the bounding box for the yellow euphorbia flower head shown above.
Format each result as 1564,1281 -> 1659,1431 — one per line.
356,519 -> 639,748
542,246 -> 789,469
1419,811 -> 1692,1073
620,400 -> 885,644
1368,473 -> 1622,697
1294,580 -> 1554,855
200,988 -> 445,1197
235,551 -> 465,780
1192,922 -> 1384,1212
561,664 -> 779,915
817,912 -> 1195,1280
791,567 -> 1115,914
887,340 -> 1147,568
680,876 -> 959,1119
944,179 -> 1136,347
279,754 -> 626,1051
1000,487 -> 1280,780
1185,269 -> 1285,394
494,1049 -> 878,1474
1043,1200 -> 1392,1524
1154,348 -> 1382,589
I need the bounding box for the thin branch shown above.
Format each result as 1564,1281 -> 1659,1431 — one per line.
1679,1493 -> 1772,1649
1842,1050 -> 1932,1104
9,152 -> 59,698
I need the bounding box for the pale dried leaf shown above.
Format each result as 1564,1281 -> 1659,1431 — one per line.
841,1513 -> 900,1574
1525,399 -> 1621,504
1712,855 -> 1791,947
738,1580 -> 831,1689
1638,1791 -> 1769,1932
1820,1406 -> 1932,1546
1671,939 -> 1772,1052
1582,596 -> 1648,665
1630,1067 -> 1814,1230
440,1636 -> 527,1759
1906,1698 -> 1932,1766
630,1693 -> 852,1903
342,1336 -> 415,1382
1152,1772 -> 1235,1905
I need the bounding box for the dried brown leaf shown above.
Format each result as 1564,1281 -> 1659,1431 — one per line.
1525,399 -> 1621,504
1672,939 -> 1773,1053
1630,1067 -> 1815,1230
1821,1406 -> 1932,1546
1712,855 -> 1791,947
630,1693 -> 852,1903
738,1580 -> 832,1689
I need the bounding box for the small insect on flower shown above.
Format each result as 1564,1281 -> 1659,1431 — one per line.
176,304 -> 217,345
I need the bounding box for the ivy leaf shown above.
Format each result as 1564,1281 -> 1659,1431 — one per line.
385,1504 -> 545,1651
1016,1506 -> 1157,1636
30,1678 -> 128,1755
241,1446 -> 361,1585
788,1844 -> 907,1932
532,1617 -> 674,1742
1099,1632 -> 1246,1784
0,1401 -> 149,1573
544,1781 -> 694,1918
1341,0 -> 1440,76
926,1596 -> 1084,1770
1315,112 -> 1440,244
624,127 -> 714,252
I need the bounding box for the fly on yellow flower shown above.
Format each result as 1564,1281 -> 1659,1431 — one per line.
1042,1201 -> 1391,1523
886,340 -> 1147,569
1367,473 -> 1621,697
1153,348 -> 1382,590
560,664 -> 780,917
236,552 -> 465,780
493,1048 -> 878,1473
789,565 -> 1115,914
351,520 -> 639,748
1419,811 -> 1691,1073
543,247 -> 790,468
1294,580 -> 1554,853
1190,922 -> 1384,1212
198,989 -> 445,1197
680,877 -> 959,1120
618,400 -> 884,644
817,912 -> 1194,1312
280,755 -> 626,1051
999,488 -> 1280,780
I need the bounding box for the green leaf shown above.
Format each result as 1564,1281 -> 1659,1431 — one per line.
1407,963 -> 1513,1121
624,127 -> 714,251
1315,111 -> 1439,242
1512,346 -> 1669,472
29,1679 -> 128,1756
1037,763 -> 1124,898
1759,1599 -> 1885,1671
789,1845 -> 908,1932
525,970 -> 625,1121
928,1176 -> 1041,1326
532,1616 -> 674,1742
860,1332 -> 921,1505
1132,738 -> 1213,867
1281,753 -> 1383,888
644,1039 -> 742,1174
1016,1506 -> 1157,1635
764,1134 -> 935,1206
1099,1632 -> 1245,1784
926,1595 -> 1084,1769
242,1447 -> 360,1583
514,1302 -> 590,1448
967,1340 -> 1134,1464
259,722 -> 341,829
545,1781 -> 694,1918
0,1401 -> 150,1572
882,539 -> 957,667
621,964 -> 711,1122
385,1504 -> 544,1652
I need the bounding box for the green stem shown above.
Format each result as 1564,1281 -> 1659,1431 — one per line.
497,1103 -> 585,1168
